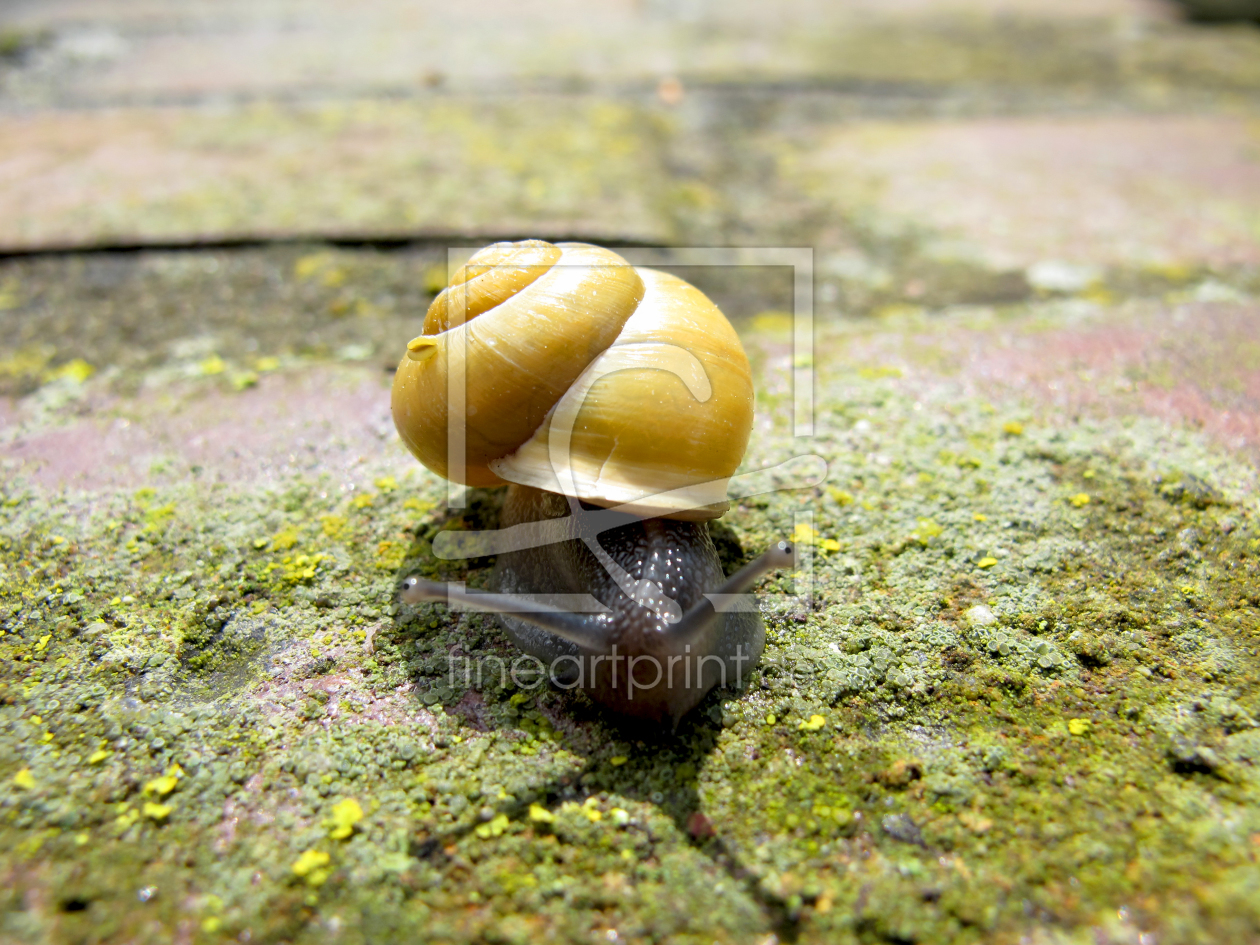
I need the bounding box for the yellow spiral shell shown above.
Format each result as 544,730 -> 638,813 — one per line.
391,240 -> 754,520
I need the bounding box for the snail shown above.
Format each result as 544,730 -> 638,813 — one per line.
392,240 -> 799,727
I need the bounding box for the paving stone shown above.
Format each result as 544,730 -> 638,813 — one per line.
793,115 -> 1260,270
4,278 -> 1260,943
0,98 -> 674,250
1,366 -> 399,492
5,0 -> 1189,105
3,2 -> 1259,251
819,297 -> 1260,466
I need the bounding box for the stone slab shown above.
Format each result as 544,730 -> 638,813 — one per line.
0,98 -> 673,250
3,275 -> 1260,943
0,367 -> 400,493
820,297 -> 1260,465
3,1 -> 1259,254
795,114 -> 1260,270
0,0 -> 1251,109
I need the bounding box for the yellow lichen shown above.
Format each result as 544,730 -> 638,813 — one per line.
423,265 -> 450,295
143,503 -> 176,530
144,775 -> 178,796
143,802 -> 173,821
291,849 -> 331,886
858,364 -> 904,378
294,253 -> 330,280
977,557 -> 998,569
143,764 -> 184,797
48,359 -> 95,383
270,528 -> 300,551
913,518 -> 944,542
199,356 -> 227,376
375,541 -> 406,570
475,813 -> 511,837
13,768 -> 34,790
0,345 -> 51,380
281,553 -> 327,583
327,798 -> 363,840
1069,493 -> 1091,507
751,311 -> 794,336
798,714 -> 827,731
319,515 -> 348,539
529,804 -> 556,824
791,521 -> 843,552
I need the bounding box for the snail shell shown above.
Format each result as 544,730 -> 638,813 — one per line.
391,240 -> 754,521
394,239 -> 789,727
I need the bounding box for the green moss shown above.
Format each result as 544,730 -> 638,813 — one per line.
2,251 -> 1260,943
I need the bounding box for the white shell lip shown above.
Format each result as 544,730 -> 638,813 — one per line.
490,448 -> 732,521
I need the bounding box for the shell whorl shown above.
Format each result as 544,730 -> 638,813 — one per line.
391,240 -> 754,521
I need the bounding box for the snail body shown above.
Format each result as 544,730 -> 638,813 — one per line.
394,240 -> 794,726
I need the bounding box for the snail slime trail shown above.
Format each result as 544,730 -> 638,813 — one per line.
392,240 -> 796,727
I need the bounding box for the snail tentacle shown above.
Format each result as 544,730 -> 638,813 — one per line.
661,540 -> 798,647
401,538 -> 794,662
399,576 -> 614,652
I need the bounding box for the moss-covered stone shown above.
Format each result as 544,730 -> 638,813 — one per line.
2,268 -> 1259,942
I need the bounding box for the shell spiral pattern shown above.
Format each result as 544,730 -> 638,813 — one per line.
391,240 -> 754,520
